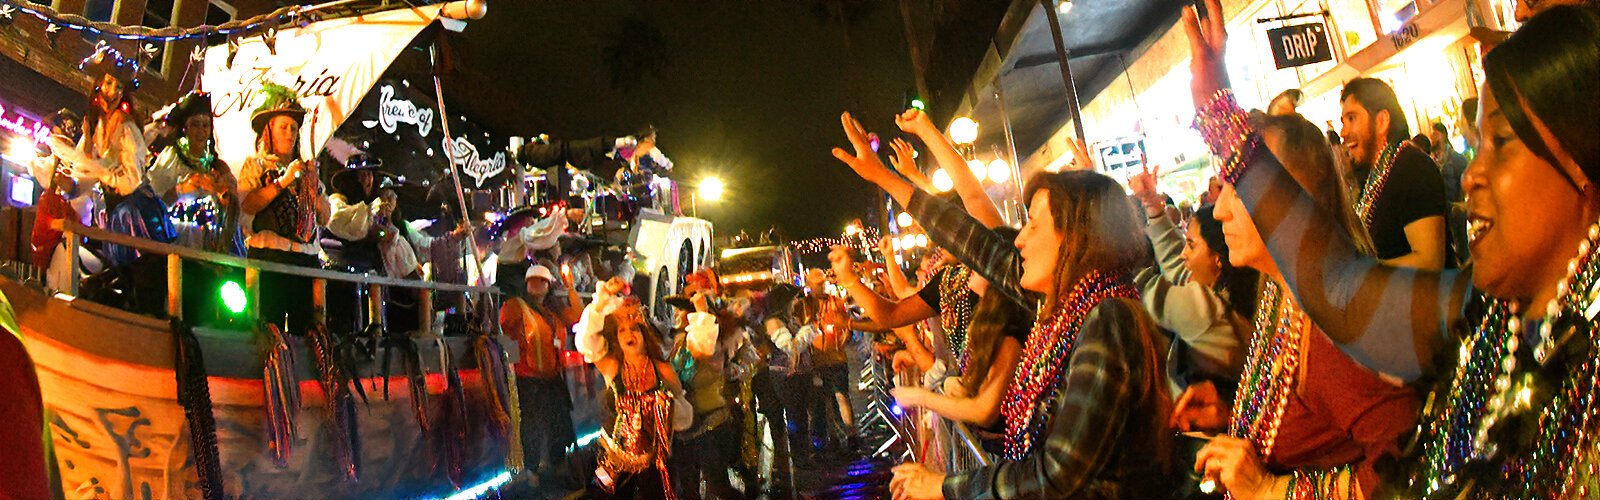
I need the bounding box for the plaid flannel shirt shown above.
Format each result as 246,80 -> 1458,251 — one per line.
908,189 -> 1173,499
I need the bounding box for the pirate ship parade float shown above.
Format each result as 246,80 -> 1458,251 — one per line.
0,2 -> 547,498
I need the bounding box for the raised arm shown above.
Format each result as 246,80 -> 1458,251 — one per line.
896,109 -> 1006,228
827,245 -> 936,328
1182,0 -> 1467,381
574,279 -> 627,364
879,236 -> 920,299
893,336 -> 1019,428
907,190 -> 1030,308
1129,166 -> 1194,284
832,112 -> 1029,308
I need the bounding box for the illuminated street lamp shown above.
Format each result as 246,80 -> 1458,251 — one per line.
931,169 -> 954,192
690,176 -> 725,218
949,117 -> 979,145
699,176 -> 724,201
988,159 -> 1012,184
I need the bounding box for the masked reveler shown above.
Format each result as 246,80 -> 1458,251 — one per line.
238,83 -> 329,335
148,91 -> 241,256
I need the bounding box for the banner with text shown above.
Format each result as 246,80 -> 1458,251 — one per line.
332,78 -> 509,189
202,6 -> 444,177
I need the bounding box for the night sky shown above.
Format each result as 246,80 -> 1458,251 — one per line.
447,1 -> 918,241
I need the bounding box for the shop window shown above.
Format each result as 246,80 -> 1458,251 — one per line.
84,0 -> 113,22
204,1 -> 236,48
141,0 -> 176,73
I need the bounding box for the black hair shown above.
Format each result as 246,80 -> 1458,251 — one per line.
1484,5 -> 1600,184
1326,129 -> 1342,146
1411,134 -> 1433,152
1432,122 -> 1449,135
1461,98 -> 1479,125
1191,205 -> 1259,319
1340,78 -> 1410,144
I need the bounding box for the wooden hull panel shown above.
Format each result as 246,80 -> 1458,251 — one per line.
3,277 -> 511,499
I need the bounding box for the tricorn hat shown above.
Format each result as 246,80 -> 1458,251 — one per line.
161,92 -> 212,130
250,83 -> 307,134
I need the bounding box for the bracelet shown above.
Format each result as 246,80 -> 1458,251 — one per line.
1193,89 -> 1261,185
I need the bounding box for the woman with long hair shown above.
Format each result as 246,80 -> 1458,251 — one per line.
71,49 -> 146,207
873,229 -> 1032,430
575,278 -> 688,499
1184,2 -> 1600,495
1128,167 -> 1258,428
1194,113 -> 1417,498
833,113 -> 1175,498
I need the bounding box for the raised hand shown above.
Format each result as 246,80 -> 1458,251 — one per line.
1182,0 -> 1232,106
827,244 -> 860,283
894,108 -> 938,137
832,112 -> 898,188
1127,163 -> 1167,217
600,277 -> 628,297
1066,136 -> 1095,171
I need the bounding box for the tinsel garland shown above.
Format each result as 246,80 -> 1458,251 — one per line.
261,322 -> 300,469
409,341 -> 435,432
308,323 -> 360,482
171,319 -> 223,500
598,359 -> 676,500
999,270 -> 1138,460
441,339 -> 471,487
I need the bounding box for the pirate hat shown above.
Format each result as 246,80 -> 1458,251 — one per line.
161,91 -> 212,130
250,83 -> 306,134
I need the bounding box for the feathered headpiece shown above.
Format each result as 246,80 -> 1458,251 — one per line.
250,83 -> 306,134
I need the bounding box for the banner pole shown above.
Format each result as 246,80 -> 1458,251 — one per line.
429,42 -> 486,291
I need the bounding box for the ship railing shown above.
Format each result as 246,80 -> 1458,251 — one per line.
60,220 -> 499,331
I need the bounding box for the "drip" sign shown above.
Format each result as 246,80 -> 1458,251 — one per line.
1266,23 -> 1333,69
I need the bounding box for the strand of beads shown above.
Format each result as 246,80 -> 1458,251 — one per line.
939,265 -> 974,368
1228,279 -> 1306,460
998,270 -> 1138,460
1353,142 -> 1402,229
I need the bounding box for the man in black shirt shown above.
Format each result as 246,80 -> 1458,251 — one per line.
1339,78 -> 1449,270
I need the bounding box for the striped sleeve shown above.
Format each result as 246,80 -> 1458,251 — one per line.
907,189 -> 1031,309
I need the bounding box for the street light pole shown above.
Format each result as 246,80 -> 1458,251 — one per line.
1042,0 -> 1088,147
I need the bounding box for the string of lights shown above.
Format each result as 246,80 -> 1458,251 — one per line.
0,0 -> 314,43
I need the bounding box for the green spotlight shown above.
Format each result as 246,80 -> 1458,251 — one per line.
220,280 -> 248,315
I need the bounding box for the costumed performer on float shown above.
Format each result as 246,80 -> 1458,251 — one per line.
575,277 -> 693,499
238,83 -> 329,335
147,91 -> 242,256
30,110 -> 105,291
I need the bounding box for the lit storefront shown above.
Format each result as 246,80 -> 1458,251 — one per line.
1023,0 -> 1512,201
